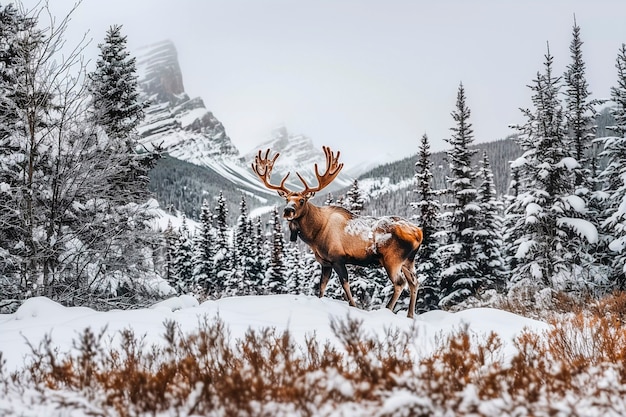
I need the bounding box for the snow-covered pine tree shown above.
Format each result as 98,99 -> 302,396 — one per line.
89,25 -> 159,202
564,19 -> 598,188
0,4 -> 30,293
230,196 -> 255,296
264,206 -> 287,294
213,191 -> 232,294
346,179 -> 365,214
193,200 -> 216,295
508,45 -> 597,294
250,216 -> 267,294
599,43 -> 626,289
475,152 -> 507,290
162,220 -> 178,284
563,20 -> 604,284
438,83 -> 481,308
284,243 -> 307,295
608,44 -> 626,139
171,217 -> 195,294
90,25 -> 144,143
412,133 -> 442,313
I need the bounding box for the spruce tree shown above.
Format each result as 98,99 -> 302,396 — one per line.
563,20 -> 603,281
412,133 -> 442,313
230,196 -> 255,295
250,216 -> 267,294
213,191 -> 232,293
508,45 -> 597,293
475,152 -> 507,290
600,43 -> 626,289
89,25 -> 144,144
564,19 -> 597,188
346,179 -> 365,214
89,24 -> 159,202
171,217 -> 195,293
0,4 -> 30,289
193,200 -> 216,294
438,83 -> 481,307
162,220 -> 178,284
265,206 -> 286,293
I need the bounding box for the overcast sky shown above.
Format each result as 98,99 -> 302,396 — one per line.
20,0 -> 626,165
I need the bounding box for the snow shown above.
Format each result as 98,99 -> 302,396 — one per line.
0,295 -> 549,377
557,157 -> 580,170
525,202 -> 542,216
557,217 -> 599,244
565,194 -> 587,213
145,198 -> 200,232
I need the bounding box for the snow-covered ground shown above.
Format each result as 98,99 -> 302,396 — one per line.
0,295 -> 549,375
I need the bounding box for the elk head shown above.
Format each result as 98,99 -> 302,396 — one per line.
251,146 -> 343,221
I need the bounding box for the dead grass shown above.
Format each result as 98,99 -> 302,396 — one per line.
4,291 -> 626,416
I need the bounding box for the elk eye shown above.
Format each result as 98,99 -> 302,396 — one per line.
299,198 -> 305,205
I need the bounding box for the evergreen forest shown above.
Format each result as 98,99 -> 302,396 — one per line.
3,3 -> 626,317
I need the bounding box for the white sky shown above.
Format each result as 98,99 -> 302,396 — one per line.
19,0 -> 626,166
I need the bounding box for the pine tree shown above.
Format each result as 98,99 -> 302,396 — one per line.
475,152 -> 507,290
600,43 -> 626,289
171,217 -> 195,293
346,179 -> 365,214
193,200 -> 216,294
563,20 -> 603,284
0,4 -> 31,291
564,19 -> 598,188
508,45 -> 597,293
88,24 -> 158,202
249,216 -> 267,294
411,133 -> 442,313
213,191 -> 232,294
438,83 -> 481,307
230,196 -> 255,295
265,206 -> 286,293
89,25 -> 144,144
162,220 -> 178,284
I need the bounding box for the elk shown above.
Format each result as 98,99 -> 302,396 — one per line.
251,146 -> 423,318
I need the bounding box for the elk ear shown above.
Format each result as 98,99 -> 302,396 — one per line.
277,190 -> 288,198
304,191 -> 315,199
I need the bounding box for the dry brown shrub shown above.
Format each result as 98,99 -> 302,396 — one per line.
590,290 -> 626,323
15,306 -> 626,416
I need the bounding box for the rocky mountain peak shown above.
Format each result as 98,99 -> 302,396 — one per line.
135,40 -> 239,163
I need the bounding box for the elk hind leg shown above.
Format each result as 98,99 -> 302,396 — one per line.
402,263 -> 418,319
333,263 -> 357,307
384,264 -> 405,313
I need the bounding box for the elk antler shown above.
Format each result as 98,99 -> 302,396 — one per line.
251,149 -> 292,196
296,146 -> 344,197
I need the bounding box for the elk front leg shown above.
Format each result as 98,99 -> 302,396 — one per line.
333,263 -> 357,307
318,265 -> 332,299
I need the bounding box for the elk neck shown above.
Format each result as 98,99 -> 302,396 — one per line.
288,201 -> 327,244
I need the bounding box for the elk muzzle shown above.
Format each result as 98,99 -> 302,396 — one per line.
283,202 -> 296,220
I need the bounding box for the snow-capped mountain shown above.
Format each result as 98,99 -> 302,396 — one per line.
136,41 -> 353,202
136,40 -> 239,163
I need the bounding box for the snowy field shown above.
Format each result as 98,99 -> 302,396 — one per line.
0,295 -> 553,416
0,294 -> 548,373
